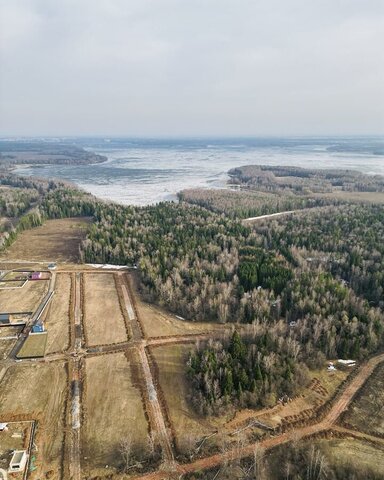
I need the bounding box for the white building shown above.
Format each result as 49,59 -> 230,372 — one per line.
8,450 -> 28,473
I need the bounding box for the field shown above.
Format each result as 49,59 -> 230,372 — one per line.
0,279 -> 26,288
83,273 -> 128,346
0,362 -> 68,479
315,190 -> 384,204
0,338 -> 16,359
0,279 -> 48,313
0,217 -> 91,263
43,273 -> 71,354
343,362 -> 384,436
316,438 -> 384,477
151,344 -> 223,454
82,352 -> 149,475
17,332 -> 48,358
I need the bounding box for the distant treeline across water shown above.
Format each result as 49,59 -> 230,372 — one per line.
15,136 -> 384,205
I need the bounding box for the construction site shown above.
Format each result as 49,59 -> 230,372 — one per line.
0,220 -> 383,479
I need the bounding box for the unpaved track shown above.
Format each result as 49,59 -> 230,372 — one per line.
137,343 -> 175,464
2,265 -> 383,479
119,271 -> 175,465
332,426 -> 384,446
129,352 -> 384,480
68,273 -> 82,480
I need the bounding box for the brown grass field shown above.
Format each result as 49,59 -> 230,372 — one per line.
316,438 -> 384,476
0,362 -> 68,479
82,352 -> 149,475
83,273 -> 128,346
0,280 -> 26,288
17,332 -> 48,358
343,362 -> 384,436
314,190 -> 384,204
151,344 -> 223,454
0,338 -> 16,359
43,273 -> 71,354
0,217 -> 91,263
0,279 -> 48,313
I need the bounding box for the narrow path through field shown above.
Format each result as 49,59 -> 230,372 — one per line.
137,343 -> 175,465
119,272 -> 176,466
68,273 -> 82,480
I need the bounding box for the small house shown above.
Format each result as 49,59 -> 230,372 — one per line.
8,450 -> 28,473
32,324 -> 44,333
30,272 -> 42,280
0,314 -> 10,324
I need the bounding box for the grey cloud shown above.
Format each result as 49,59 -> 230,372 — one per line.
0,0 -> 383,136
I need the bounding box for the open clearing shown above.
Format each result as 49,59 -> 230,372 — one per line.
0,362 -> 67,479
343,362 -> 384,436
17,332 -> 48,358
317,438 -> 384,477
83,273 -> 128,346
314,190 -> 384,204
0,279 -> 48,313
0,217 -> 91,263
43,273 -> 71,353
82,352 -> 149,475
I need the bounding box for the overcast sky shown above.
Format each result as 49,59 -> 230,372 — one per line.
1,0 -> 383,136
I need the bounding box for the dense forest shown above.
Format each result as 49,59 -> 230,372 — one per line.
188,329 -> 310,414
228,165 -> 384,193
2,168 -> 384,413
255,204 -> 384,308
179,165 -> 384,219
178,188 -> 334,219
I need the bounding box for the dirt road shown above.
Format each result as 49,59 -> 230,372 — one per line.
129,351 -> 384,479
68,273 -> 82,480
2,265 -> 383,479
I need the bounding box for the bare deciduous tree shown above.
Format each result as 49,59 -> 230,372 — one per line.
119,435 -> 133,473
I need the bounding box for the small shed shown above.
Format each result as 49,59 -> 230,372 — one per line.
32,324 -> 44,333
8,450 -> 28,473
30,272 -> 42,280
0,423 -> 8,431
0,314 -> 10,324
